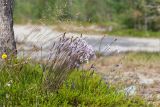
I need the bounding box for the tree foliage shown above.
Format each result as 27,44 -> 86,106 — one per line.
14,0 -> 160,31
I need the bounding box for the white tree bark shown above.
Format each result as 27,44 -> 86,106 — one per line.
0,0 -> 16,57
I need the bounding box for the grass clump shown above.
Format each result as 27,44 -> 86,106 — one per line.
0,59 -> 150,107
108,29 -> 160,38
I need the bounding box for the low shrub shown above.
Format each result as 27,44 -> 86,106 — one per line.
42,34 -> 96,90
0,60 -> 150,106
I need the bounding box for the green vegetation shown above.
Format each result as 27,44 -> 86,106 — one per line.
14,0 -> 160,34
108,29 -> 160,38
0,58 -> 150,106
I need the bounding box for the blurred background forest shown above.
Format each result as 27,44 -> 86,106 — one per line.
14,0 -> 160,37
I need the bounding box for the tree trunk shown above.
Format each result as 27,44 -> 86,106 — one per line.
0,0 -> 16,57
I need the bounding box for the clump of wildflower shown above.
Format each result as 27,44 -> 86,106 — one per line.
45,34 -> 96,90
52,35 -> 96,69
1,53 -> 7,59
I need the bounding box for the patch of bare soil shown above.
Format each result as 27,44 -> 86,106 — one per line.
85,53 -> 160,106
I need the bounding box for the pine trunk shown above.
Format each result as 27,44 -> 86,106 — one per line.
0,0 -> 17,57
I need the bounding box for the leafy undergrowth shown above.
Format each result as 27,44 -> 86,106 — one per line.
0,60 -> 151,107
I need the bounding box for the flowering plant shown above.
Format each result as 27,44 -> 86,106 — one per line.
53,35 -> 96,68
1,53 -> 7,59
46,34 -> 96,70
44,34 -> 96,90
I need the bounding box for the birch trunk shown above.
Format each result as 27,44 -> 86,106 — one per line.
0,0 -> 16,57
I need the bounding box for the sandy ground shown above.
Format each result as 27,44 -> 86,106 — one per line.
85,53 -> 160,106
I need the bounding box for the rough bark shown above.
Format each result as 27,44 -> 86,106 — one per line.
0,0 -> 17,57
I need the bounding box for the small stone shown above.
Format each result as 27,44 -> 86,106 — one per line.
124,85 -> 136,96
